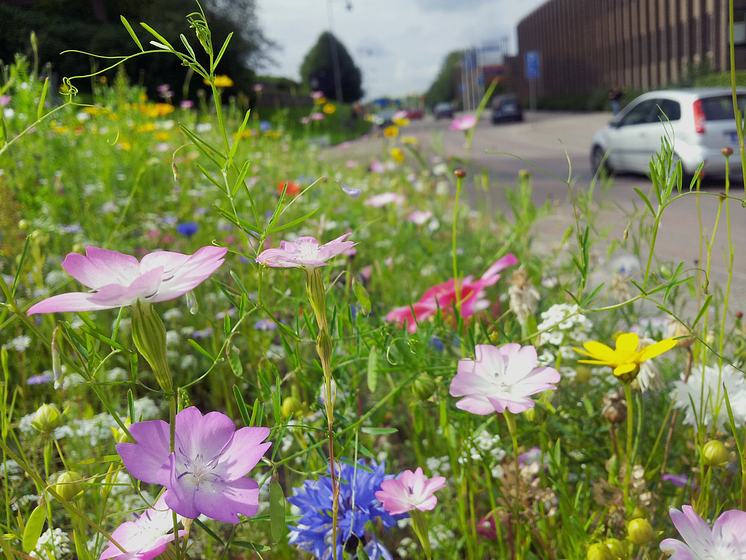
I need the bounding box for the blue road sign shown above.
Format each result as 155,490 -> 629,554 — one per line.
525,51 -> 539,79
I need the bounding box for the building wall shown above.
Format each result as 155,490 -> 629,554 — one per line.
510,0 -> 746,102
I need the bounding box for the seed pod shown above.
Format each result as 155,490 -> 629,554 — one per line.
32,404 -> 62,433
587,543 -> 613,560
627,518 -> 653,546
703,440 -> 728,467
281,396 -> 303,418
54,471 -> 85,502
413,372 -> 436,401
604,537 -> 627,559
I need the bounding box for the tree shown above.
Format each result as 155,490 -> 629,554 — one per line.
299,31 -> 362,103
0,0 -> 273,97
424,50 -> 461,108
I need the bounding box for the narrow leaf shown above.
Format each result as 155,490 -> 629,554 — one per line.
361,427 -> 397,435
214,32 -> 234,69
120,16 -> 144,51
188,339 -> 215,361
229,108 -> 252,160
269,481 -> 286,542
23,505 -> 46,553
353,279 -> 371,315
139,23 -> 174,50
692,295 -> 712,329
267,208 -> 318,234
339,457 -> 374,472
633,187 -> 655,216
233,385 -> 251,426
37,78 -> 49,121
366,347 -> 378,393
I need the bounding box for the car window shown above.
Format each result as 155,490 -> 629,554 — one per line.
619,100 -> 658,126
701,95 -> 746,120
654,99 -> 681,122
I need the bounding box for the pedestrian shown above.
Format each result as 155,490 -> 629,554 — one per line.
609,86 -> 624,117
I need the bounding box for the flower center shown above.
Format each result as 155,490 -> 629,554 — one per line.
176,449 -> 223,486
298,241 -> 318,261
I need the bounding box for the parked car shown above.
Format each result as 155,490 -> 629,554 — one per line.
491,93 -> 523,123
590,88 -> 745,178
373,109 -> 396,127
404,108 -> 424,120
433,103 -> 454,120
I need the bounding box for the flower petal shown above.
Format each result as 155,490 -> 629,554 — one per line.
615,332 -> 640,354
174,408 -> 235,461
214,427 -> 271,481
160,454 -> 200,519
638,338 -> 677,362
28,292 -> 119,315
669,506 -> 714,558
116,420 -> 171,485
454,395 -> 496,415
65,248 -> 140,289
711,509 -> 746,556
481,253 -> 518,280
150,246 -> 227,302
581,341 -> 617,363
88,266 -> 164,307
194,476 -> 260,524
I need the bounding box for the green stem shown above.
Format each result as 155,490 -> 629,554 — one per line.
452,174 -> 463,310
623,382 -> 634,516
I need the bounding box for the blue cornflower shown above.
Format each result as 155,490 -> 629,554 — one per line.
176,222 -> 198,237
260,120 -> 271,132
288,459 -> 403,560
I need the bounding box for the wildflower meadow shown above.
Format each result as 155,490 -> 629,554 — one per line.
2,5 -> 746,560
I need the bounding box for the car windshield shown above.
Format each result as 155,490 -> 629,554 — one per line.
435,103 -> 450,110
701,95 -> 746,120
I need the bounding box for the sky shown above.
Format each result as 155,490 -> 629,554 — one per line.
256,0 -> 546,99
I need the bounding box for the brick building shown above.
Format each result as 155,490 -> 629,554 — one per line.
508,0 -> 746,101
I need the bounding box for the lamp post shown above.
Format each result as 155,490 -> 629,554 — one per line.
326,0 -> 347,104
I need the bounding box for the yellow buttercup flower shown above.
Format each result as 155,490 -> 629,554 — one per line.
392,116 -> 410,127
154,131 -> 171,141
390,147 -> 405,164
137,122 -> 156,133
322,103 -> 336,114
401,135 -> 418,145
574,332 -> 676,382
207,75 -> 234,88
314,96 -> 327,105
383,125 -> 399,138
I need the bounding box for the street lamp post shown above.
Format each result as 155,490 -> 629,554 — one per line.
326,0 -> 346,104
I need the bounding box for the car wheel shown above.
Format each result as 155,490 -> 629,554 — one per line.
591,146 -> 612,174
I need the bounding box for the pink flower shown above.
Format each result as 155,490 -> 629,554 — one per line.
369,160 -> 386,174
253,83 -> 264,91
299,116 -> 310,124
256,234 -> 357,269
392,110 -> 408,121
375,467 -> 446,515
180,100 -> 194,109
406,210 -> 432,225
116,407 -> 271,524
386,254 -> 518,332
365,192 -> 405,207
99,495 -> 188,560
345,159 -> 360,168
310,112 -> 325,121
450,344 -> 560,415
660,506 -> 746,559
450,115 -> 477,131
0,95 -> 11,108
27,246 -> 227,315
310,90 -> 325,99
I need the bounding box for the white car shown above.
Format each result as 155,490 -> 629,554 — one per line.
590,88 -> 745,178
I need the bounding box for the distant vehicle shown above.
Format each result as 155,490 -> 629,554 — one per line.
433,103 -> 454,120
491,94 -> 523,124
404,108 -> 424,120
590,88 -> 745,178
373,109 -> 396,127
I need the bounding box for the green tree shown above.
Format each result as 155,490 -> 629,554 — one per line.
299,31 -> 362,103
424,50 -> 461,107
0,0 -> 273,98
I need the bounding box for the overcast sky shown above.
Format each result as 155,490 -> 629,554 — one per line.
257,0 -> 546,99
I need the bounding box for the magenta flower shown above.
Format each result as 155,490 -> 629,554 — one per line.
660,506 -> 746,559
386,254 -> 518,332
449,115 -> 477,131
256,234 -> 357,269
180,100 -> 194,109
99,495 -> 188,560
365,192 -> 405,207
310,112 -> 325,121
369,160 -> 386,174
375,467 -> 446,515
406,210 -> 433,225
0,95 -> 11,108
27,246 -> 227,315
450,344 -> 560,415
116,407 -> 271,524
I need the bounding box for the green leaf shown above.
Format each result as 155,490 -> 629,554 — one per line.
178,123 -> 225,168
233,385 -> 251,426
194,518 -> 224,546
339,457 -> 374,472
73,530 -> 90,560
37,78 -> 49,121
692,295 -> 712,329
179,34 -> 196,60
12,236 -> 31,298
213,32 -> 234,70
188,339 -> 215,361
232,541 -> 271,552
367,347 -> 378,393
269,481 -> 286,542
361,427 -> 397,435
120,16 -> 144,51
196,163 -> 225,192
267,208 -> 318,234
272,375 -> 282,426
229,108 -> 251,160
633,187 -> 655,216
139,22 -> 174,50
228,348 -> 243,378
23,505 -> 46,553
353,279 -> 371,315
356,441 -> 375,459
212,204 -> 261,234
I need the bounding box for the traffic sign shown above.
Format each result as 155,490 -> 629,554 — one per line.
525,51 -> 540,79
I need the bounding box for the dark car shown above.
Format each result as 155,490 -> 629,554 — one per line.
492,94 -> 523,124
433,103 -> 454,120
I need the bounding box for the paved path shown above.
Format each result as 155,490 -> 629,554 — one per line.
330,111 -> 746,318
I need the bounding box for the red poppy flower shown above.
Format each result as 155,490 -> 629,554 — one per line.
277,180 -> 302,196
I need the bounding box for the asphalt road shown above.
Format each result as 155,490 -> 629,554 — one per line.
332,111 -> 746,315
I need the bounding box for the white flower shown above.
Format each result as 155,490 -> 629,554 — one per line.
9,335 -> 31,352
671,364 -> 746,430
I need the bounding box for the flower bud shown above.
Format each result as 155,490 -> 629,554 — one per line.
454,169 -> 466,179
54,471 -> 85,502
627,518 -> 653,546
305,268 -> 328,331
131,300 -> 172,392
281,396 -> 303,418
587,543 -> 613,560
110,419 -> 132,444
703,440 -> 728,467
413,372 -> 436,401
630,507 -> 646,520
722,147 -> 734,156
604,538 -> 627,559
32,404 -> 62,433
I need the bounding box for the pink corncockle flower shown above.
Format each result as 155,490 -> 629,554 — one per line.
369,160 -> 386,174
365,192 -> 405,207
99,495 -> 187,560
375,467 -> 446,515
392,110 -> 408,121
253,83 -> 264,91
116,407 -> 271,524
180,100 -> 194,109
386,254 -> 518,333
450,115 -> 477,131
0,95 -> 11,107
310,90 -> 324,99
660,505 -> 746,559
27,246 -> 227,315
345,159 -> 360,168
406,210 -> 433,225
310,112 -> 325,121
450,344 -> 560,415
256,233 -> 357,269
